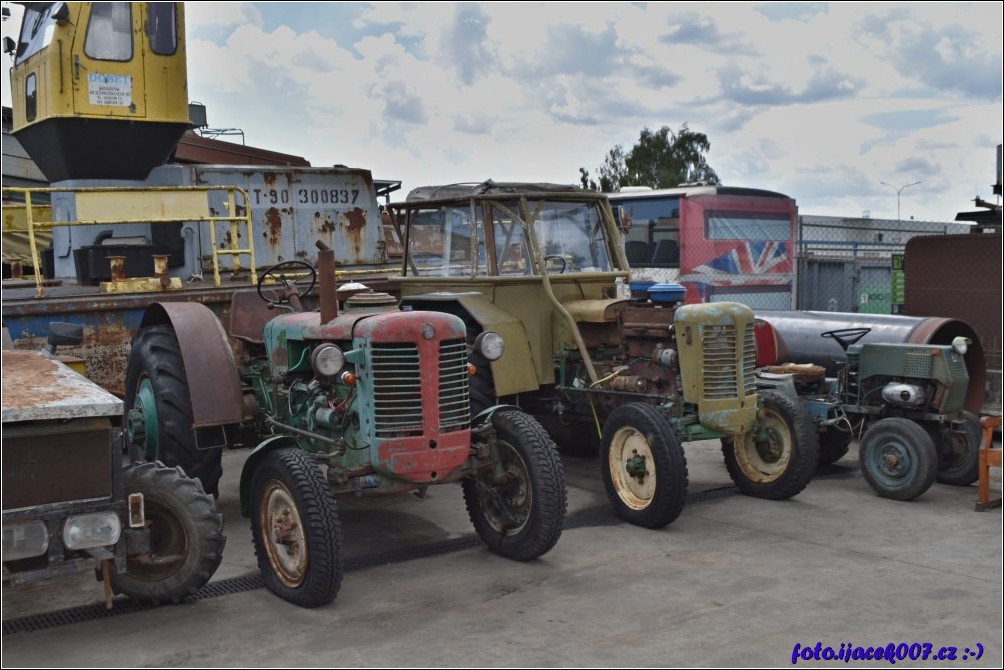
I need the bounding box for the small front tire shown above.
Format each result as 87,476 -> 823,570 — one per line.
463,410 -> 566,561
859,417 -> 937,501
249,448 -> 343,608
600,403 -> 688,529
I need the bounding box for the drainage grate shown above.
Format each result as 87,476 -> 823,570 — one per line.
3,535 -> 485,636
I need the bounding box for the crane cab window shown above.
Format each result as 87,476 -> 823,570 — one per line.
14,4 -> 59,64
85,3 -> 133,61
147,3 -> 178,56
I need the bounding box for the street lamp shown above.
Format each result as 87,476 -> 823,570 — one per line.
880,180 -> 922,221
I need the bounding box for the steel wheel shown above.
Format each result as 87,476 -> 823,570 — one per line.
258,479 -> 309,588
859,417 -> 937,500
608,425 -> 658,511
732,412 -> 792,482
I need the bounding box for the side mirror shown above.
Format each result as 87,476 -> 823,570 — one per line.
3,37 -> 16,56
52,3 -> 70,24
48,322 -> 84,354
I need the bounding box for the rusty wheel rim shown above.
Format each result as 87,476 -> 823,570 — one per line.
734,410 -> 792,483
478,441 -> 532,534
258,479 -> 307,588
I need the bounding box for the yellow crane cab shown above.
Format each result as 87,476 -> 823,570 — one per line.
5,2 -> 190,181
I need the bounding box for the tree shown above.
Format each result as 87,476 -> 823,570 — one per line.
579,123 -> 719,192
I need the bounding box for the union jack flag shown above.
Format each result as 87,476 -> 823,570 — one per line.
691,241 -> 789,275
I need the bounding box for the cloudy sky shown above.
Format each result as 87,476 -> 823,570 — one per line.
3,2 -> 1001,221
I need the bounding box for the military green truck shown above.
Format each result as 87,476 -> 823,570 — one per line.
385,181 -> 819,529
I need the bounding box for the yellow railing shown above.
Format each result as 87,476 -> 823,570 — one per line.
1,186 -> 257,297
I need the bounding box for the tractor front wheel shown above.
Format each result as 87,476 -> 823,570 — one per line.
859,417 -> 937,501
110,462 -> 224,604
249,448 -> 343,608
463,409 -> 566,561
601,403 -> 688,529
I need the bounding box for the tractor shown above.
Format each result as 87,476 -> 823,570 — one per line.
123,241 -> 566,607
756,327 -> 979,500
383,181 -> 819,530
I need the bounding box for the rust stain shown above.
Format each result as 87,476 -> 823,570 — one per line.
316,211 -> 336,234
2,352 -> 78,408
266,207 -> 282,248
235,204 -> 247,217
263,173 -> 278,187
344,207 -> 367,258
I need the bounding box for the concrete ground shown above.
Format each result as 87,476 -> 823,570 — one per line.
2,439 -> 1002,668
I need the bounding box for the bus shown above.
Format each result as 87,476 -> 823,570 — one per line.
607,185 -> 798,310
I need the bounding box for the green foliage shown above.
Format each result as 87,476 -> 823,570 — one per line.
579,124 -> 719,192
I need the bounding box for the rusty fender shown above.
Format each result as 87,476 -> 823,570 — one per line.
139,302 -> 243,429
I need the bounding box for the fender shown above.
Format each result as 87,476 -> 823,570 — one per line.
139,302 -> 243,429
239,434 -> 302,517
472,403 -> 524,427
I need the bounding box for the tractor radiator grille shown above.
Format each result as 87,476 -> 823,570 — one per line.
372,343 -> 423,437
438,339 -> 471,431
702,323 -> 756,400
904,352 -> 933,378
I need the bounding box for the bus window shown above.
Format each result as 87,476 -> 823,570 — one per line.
617,197 -> 681,268
705,211 -> 790,241
85,3 -> 133,61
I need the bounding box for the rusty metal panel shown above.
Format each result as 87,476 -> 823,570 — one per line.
904,233 -> 1002,373
193,166 -> 386,270
2,351 -> 122,423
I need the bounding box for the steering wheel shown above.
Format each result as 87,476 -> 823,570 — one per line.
258,259 -> 317,306
543,254 -> 567,274
821,327 -> 871,352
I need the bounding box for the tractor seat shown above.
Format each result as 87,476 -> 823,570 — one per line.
230,289 -> 280,345
765,363 -> 827,384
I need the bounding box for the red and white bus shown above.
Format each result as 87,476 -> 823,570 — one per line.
607,185 -> 798,310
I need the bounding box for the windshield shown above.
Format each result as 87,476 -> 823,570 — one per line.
401,196 -> 613,277
15,4 -> 58,64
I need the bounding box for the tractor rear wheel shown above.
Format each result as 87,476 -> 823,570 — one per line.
722,389 -> 818,500
125,325 -> 223,497
935,412 -> 981,486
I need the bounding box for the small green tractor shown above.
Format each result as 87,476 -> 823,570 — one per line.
384,181 -> 819,530
757,327 -> 979,500
123,241 -> 566,608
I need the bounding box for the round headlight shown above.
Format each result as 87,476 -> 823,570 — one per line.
951,336 -> 970,355
311,343 -> 345,377
474,331 -> 505,361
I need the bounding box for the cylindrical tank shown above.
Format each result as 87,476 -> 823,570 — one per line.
755,310 -> 986,414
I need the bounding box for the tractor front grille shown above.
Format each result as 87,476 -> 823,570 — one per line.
369,339 -> 471,438
371,343 -> 424,437
702,323 -> 756,400
438,340 -> 471,431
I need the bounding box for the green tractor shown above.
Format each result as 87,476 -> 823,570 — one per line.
757,327 -> 979,501
123,241 -> 566,608
384,181 -> 819,530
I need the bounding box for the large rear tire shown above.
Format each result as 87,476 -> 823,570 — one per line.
859,417 -> 937,501
818,428 -> 852,467
249,448 -> 343,607
463,410 -> 566,561
722,389 -> 818,500
600,403 -> 688,529
110,462 -> 225,604
125,325 -> 223,497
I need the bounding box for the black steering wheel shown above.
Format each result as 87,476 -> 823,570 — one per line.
543,254 -> 567,274
821,327 -> 871,352
258,259 -> 317,306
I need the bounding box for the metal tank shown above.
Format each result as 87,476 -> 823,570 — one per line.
755,310 -> 986,414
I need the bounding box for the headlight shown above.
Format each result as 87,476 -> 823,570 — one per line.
952,336 -> 970,355
311,343 -> 345,377
63,512 -> 121,550
474,331 -> 505,361
3,521 -> 49,561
